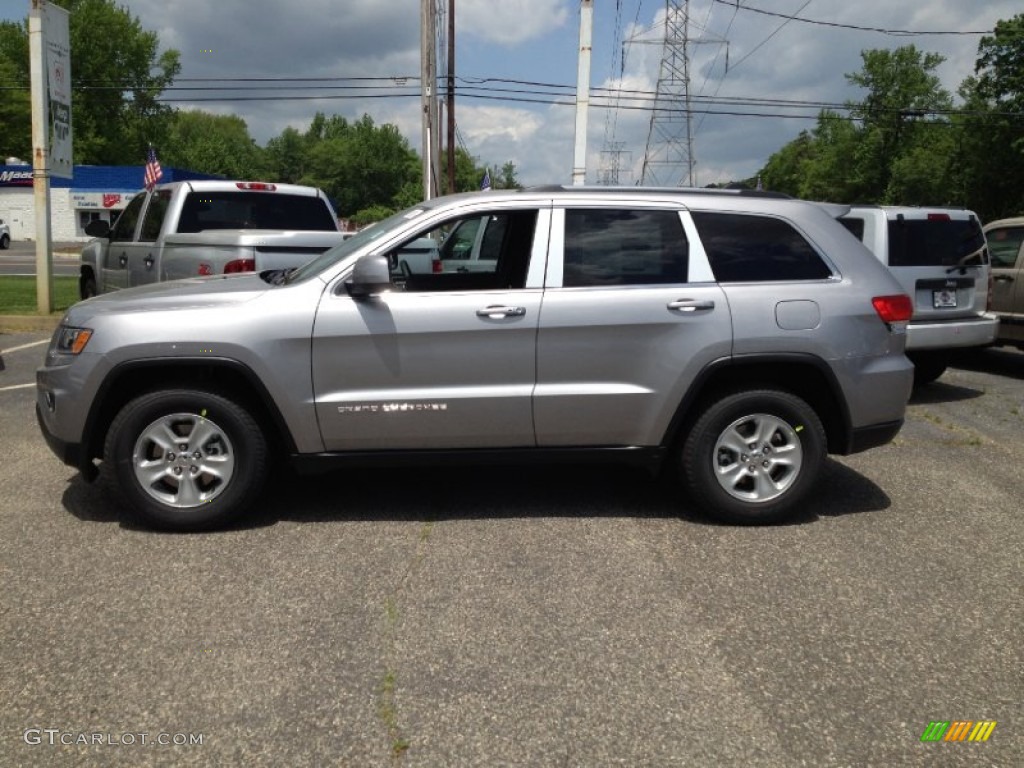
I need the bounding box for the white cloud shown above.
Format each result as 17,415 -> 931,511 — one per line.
458,0 -> 570,46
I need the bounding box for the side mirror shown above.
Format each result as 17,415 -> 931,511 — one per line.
345,254 -> 392,298
85,220 -> 111,238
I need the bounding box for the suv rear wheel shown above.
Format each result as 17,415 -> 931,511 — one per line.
105,389 -> 268,531
681,390 -> 825,524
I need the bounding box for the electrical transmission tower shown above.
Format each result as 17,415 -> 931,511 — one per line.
598,142 -> 632,185
641,0 -> 695,187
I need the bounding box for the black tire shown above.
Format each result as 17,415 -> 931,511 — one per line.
907,351 -> 948,388
0,233 -> 9,249
680,389 -> 826,525
104,389 -> 268,531
80,272 -> 97,299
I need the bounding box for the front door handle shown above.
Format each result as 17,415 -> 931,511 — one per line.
118,254 -> 128,268
476,305 -> 526,319
993,275 -> 1014,283
667,299 -> 715,312
144,255 -> 154,269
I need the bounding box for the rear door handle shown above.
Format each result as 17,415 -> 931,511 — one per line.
118,254 -> 128,268
667,299 -> 715,312
476,305 -> 526,319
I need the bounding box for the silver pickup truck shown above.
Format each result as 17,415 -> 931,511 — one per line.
79,180 -> 350,297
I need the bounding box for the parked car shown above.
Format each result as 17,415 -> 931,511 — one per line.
37,186 -> 914,531
983,217 -> 1024,348
79,180 -> 349,298
839,205 -> 998,385
0,217 -> 10,249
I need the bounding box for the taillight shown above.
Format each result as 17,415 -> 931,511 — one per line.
197,263 -> 213,276
235,182 -> 276,191
432,259 -> 442,274
872,294 -> 913,324
224,258 -> 256,274
926,212 -> 950,221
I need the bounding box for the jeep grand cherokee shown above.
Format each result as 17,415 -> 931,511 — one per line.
37,187 -> 914,531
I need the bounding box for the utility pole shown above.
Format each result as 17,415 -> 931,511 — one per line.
446,0 -> 456,194
571,0 -> 593,186
29,0 -> 53,314
421,0 -> 438,199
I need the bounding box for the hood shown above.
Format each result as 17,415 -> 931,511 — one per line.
65,273 -> 268,323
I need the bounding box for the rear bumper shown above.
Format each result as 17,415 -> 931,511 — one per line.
905,314 -> 999,350
846,419 -> 904,454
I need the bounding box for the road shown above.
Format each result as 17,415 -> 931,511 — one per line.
0,240 -> 81,277
1,332 -> 1021,767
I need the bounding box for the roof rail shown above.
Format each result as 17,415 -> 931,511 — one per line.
521,184 -> 791,199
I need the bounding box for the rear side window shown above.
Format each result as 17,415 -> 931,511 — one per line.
138,189 -> 173,241
692,212 -> 833,283
886,217 -> 987,268
986,226 -> 1024,268
177,191 -> 336,233
563,209 -> 688,286
110,194 -> 146,242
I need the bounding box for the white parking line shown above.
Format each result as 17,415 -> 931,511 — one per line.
0,383 -> 35,392
0,339 -> 49,355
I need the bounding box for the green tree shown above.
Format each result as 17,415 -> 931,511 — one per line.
845,46 -> 953,201
0,53 -> 30,159
0,0 -> 179,165
159,110 -> 262,179
957,14 -> 1024,220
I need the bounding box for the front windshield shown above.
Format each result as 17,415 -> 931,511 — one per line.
286,205 -> 434,283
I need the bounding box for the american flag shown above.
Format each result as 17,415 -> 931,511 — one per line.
144,146 -> 163,190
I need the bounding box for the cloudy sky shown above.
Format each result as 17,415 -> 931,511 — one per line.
2,0 -> 1019,186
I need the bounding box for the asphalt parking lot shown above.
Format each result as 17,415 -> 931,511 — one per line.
1,330 -> 1022,767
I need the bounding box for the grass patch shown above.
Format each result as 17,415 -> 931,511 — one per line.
0,276 -> 79,315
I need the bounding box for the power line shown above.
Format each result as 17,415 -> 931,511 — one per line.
711,0 -> 993,36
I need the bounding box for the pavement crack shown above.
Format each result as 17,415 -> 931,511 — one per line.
377,520 -> 435,764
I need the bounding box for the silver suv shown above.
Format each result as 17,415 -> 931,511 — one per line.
840,205 -> 998,385
37,187 -> 914,531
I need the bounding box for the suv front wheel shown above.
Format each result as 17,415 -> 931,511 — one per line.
105,389 -> 268,531
680,390 -> 826,524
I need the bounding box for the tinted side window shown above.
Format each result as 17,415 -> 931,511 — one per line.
887,218 -> 987,268
138,189 -> 173,241
177,192 -> 337,233
838,217 -> 865,240
986,226 -> 1024,269
692,212 -> 832,283
563,209 -> 688,287
110,194 -> 146,242
391,210 -> 537,292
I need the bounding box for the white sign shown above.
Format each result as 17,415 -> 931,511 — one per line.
45,3 -> 72,179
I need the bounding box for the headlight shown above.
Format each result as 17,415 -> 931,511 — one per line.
46,326 -> 93,364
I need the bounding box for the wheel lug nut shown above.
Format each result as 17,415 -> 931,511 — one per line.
748,443 -> 757,450
179,444 -> 188,451
167,453 -> 175,461
741,454 -> 749,462
193,451 -> 201,459
190,466 -> 199,474
762,460 -> 770,468
173,466 -> 182,475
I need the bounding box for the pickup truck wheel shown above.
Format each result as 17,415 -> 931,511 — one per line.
680,390 -> 825,524
105,390 -> 268,531
80,273 -> 97,299
0,233 -> 9,249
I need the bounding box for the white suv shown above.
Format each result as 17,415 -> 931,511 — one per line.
840,206 -> 998,385
0,218 -> 10,249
